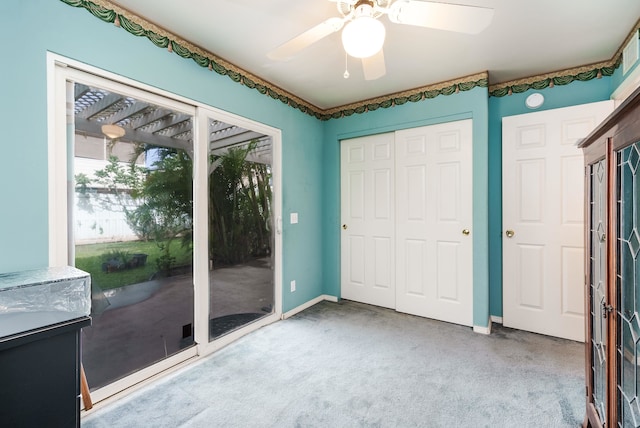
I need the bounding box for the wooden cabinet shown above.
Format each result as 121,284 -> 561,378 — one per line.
581,85 -> 640,427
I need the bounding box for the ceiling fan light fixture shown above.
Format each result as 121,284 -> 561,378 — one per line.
342,16 -> 386,59
101,124 -> 126,139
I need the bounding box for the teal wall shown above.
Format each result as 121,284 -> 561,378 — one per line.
611,29 -> 639,91
322,88 -> 491,327
0,1 -> 324,313
1,1 -> 635,325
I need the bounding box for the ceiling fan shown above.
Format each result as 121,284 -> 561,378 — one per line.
267,0 -> 494,80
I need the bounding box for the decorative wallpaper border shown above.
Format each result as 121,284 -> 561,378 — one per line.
61,0 -> 636,119
489,18 -> 639,97
323,72 -> 488,118
488,58 -> 620,97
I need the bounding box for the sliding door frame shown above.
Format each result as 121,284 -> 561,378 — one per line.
47,53 -> 282,405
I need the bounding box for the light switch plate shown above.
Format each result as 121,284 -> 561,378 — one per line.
290,212 -> 298,224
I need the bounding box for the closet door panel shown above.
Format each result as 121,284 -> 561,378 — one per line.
395,119 -> 473,326
340,133 -> 396,308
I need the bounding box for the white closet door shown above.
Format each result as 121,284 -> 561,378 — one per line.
395,120 -> 473,326
340,132 -> 396,308
502,100 -> 614,342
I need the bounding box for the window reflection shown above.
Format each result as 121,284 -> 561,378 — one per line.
73,84 -> 195,390
207,119 -> 274,339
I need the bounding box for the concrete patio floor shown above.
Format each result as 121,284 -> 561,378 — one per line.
82,258 -> 273,390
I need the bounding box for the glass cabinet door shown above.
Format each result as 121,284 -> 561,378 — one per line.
616,142 -> 640,427
581,86 -> 640,428
590,158 -> 609,425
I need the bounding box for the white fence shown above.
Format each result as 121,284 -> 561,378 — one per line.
74,192 -> 138,245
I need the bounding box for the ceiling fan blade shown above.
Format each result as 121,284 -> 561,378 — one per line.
362,49 -> 386,80
267,17 -> 345,61
388,0 -> 494,34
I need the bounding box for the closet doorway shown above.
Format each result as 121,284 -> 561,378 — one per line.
340,119 -> 473,326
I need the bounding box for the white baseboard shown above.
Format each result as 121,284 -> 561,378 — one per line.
490,316 -> 503,324
282,294 -> 338,319
473,317 -> 492,335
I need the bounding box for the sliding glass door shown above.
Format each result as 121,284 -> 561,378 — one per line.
206,117 -> 275,339
49,56 -> 282,403
71,82 -> 196,390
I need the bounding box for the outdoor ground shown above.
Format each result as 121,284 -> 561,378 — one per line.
82,258 -> 273,390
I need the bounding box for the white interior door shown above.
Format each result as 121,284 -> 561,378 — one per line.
502,100 -> 614,342
340,132 -> 395,308
395,120 -> 473,326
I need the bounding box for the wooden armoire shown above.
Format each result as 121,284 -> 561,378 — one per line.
581,85 -> 640,427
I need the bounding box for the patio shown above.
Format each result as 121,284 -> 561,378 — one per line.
82,258 -> 273,390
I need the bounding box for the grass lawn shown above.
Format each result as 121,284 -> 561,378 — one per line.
75,240 -> 192,290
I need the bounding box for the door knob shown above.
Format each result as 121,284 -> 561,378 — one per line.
602,301 -> 613,318
505,230 -> 515,238
462,229 -> 470,236
342,224 -> 348,230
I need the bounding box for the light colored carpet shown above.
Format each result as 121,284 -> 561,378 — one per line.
82,300 -> 585,427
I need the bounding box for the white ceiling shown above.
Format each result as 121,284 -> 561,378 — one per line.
110,0 -> 640,110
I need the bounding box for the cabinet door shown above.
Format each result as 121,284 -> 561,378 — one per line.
586,157 -> 609,427
615,141 -> 640,426
581,87 -> 640,428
